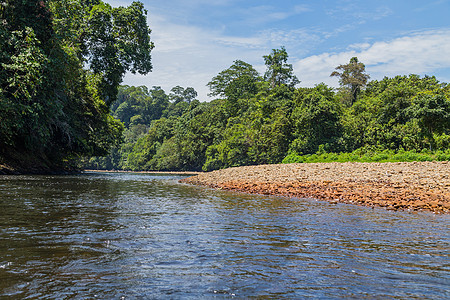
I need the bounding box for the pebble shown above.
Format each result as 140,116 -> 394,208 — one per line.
181,162 -> 450,214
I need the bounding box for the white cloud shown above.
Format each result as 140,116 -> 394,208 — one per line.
355,6 -> 393,21
294,5 -> 311,14
122,9 -> 320,100
361,30 -> 450,74
294,52 -> 355,87
107,0 -> 132,7
123,11 -> 265,101
238,4 -> 311,26
327,3 -> 392,22
295,29 -> 450,87
260,29 -> 322,50
214,36 -> 265,49
117,0 -> 450,101
125,21 -> 450,100
184,0 -> 232,5
214,28 -> 322,55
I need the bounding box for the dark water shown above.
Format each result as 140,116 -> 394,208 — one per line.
0,172 -> 449,299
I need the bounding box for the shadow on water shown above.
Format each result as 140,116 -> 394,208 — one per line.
0,172 -> 449,298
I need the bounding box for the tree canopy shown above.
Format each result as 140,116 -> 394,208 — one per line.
331,56 -> 370,105
1,2 -> 448,175
85,52 -> 450,172
207,60 -> 261,99
0,0 -> 153,172
263,47 -> 299,89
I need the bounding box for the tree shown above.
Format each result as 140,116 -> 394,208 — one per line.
207,60 -> 260,115
0,0 -> 153,171
0,0 -> 55,151
340,75 -> 448,152
83,1 -> 154,105
409,93 -> 450,149
331,57 -> 370,105
169,86 -> 197,104
290,84 -> 343,154
263,47 -> 299,89
207,60 -> 260,99
149,86 -> 170,120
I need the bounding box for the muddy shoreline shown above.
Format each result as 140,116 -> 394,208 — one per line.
181,162 -> 450,213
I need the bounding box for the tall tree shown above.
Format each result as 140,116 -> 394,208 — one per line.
83,1 -> 154,105
263,47 -> 299,89
149,86 -> 170,121
0,0 -> 153,171
170,86 -> 197,104
207,60 -> 260,99
331,57 -> 370,105
291,84 -> 342,154
409,93 -> 450,149
207,60 -> 260,115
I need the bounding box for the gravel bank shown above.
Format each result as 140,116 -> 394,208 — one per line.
180,161 -> 450,213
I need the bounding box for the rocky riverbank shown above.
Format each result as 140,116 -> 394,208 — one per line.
180,161 -> 450,213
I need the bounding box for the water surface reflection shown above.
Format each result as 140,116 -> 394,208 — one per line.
0,172 -> 448,298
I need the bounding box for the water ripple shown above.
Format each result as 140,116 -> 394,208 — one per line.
0,173 -> 448,298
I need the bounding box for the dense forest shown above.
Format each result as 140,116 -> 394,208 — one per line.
84,49 -> 450,172
0,0 -> 153,172
1,1 -> 449,173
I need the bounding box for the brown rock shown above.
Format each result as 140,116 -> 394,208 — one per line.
180,161 -> 450,214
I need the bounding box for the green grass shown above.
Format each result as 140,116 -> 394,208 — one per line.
282,148 -> 450,164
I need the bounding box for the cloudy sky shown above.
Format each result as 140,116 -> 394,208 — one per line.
110,0 -> 450,100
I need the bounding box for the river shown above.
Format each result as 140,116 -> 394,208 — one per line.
0,172 -> 449,298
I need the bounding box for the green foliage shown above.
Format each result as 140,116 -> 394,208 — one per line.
263,47 -> 299,89
205,123 -> 252,170
2,2 -> 448,174
341,75 -> 449,152
86,1 -> 153,105
207,60 -> 260,99
88,70 -> 448,172
408,92 -> 450,149
290,84 -> 343,154
282,148 -> 450,164
331,57 -> 370,105
169,86 -> 197,105
207,60 -> 261,116
0,0 -> 153,171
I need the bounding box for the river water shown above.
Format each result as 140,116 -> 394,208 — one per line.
0,172 -> 449,299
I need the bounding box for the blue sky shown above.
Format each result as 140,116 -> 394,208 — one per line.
110,0 -> 450,100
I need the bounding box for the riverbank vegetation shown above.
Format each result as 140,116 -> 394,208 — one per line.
1,1 -> 448,173
84,49 -> 450,171
282,148 -> 450,164
0,0 -> 153,173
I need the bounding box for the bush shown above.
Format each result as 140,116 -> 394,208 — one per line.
282,147 -> 450,164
